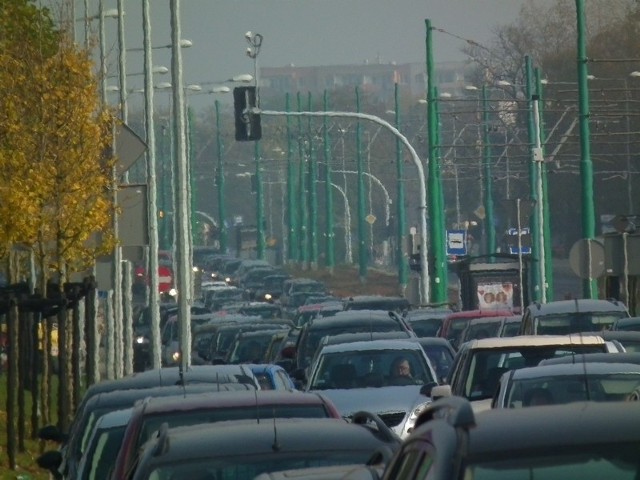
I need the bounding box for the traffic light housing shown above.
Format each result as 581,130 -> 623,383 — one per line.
233,86 -> 261,141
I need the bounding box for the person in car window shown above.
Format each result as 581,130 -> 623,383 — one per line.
388,356 -> 415,386
523,387 -> 554,406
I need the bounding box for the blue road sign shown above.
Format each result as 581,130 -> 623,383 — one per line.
447,230 -> 467,256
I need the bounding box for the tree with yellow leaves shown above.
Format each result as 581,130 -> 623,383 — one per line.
0,0 -> 118,454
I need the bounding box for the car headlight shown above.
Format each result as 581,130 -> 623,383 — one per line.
135,336 -> 145,344
405,401 -> 432,434
169,288 -> 178,297
264,293 -> 272,300
172,351 -> 181,362
225,277 -> 231,283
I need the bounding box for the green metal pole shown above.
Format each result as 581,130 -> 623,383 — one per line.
188,106 -> 198,245
214,100 -> 227,253
482,85 -> 496,254
426,19 -> 447,303
286,93 -> 298,262
255,139 -> 265,260
576,0 -> 597,298
297,92 -> 309,267
356,86 -> 368,281
394,83 -> 408,291
525,55 -> 541,302
323,90 -> 335,271
308,92 -> 319,269
535,68 -> 554,301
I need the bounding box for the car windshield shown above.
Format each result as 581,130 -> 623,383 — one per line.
505,372 -> 640,407
84,426 -> 127,480
536,312 -> 627,335
464,345 -> 607,400
420,344 -> 454,381
301,320 -> 406,367
408,318 -> 443,337
464,321 -> 503,341
309,349 -> 434,390
147,450 -> 375,480
466,443 -> 640,479
501,321 -> 521,337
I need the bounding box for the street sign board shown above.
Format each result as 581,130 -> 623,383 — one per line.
114,122 -> 147,177
446,230 -> 467,256
365,214 -> 377,225
569,238 -> 605,279
506,227 -> 531,255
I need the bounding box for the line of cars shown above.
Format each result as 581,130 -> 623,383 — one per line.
50,252 -> 640,479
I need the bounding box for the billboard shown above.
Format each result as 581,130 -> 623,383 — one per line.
477,281 -> 514,310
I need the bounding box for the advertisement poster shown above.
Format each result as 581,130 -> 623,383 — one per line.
477,282 -> 514,310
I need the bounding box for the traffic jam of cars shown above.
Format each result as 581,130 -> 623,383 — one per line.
37,254 -> 640,480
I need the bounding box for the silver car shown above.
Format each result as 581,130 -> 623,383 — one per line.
305,339 -> 438,438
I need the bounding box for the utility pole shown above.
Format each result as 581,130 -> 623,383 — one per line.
142,0 -> 161,368
215,100 -> 227,253
356,86 -> 368,281
297,92 -> 309,268
525,56 -> 542,302
482,85 -> 496,254
576,0 -> 597,298
535,68 -> 554,301
323,90 -> 335,272
286,94 -> 298,262
394,84 -> 408,294
170,0 -> 192,370
425,19 -> 448,303
308,92 -> 318,269
245,32 -> 265,260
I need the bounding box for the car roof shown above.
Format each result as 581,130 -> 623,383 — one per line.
461,334 -> 606,349
508,361 -> 640,380
467,315 -> 519,325
138,418 -> 395,466
468,401 -> 640,455
594,330 -> 640,341
307,310 -> 399,327
539,352 -> 640,366
445,309 -> 515,319
94,407 -> 133,428
134,391 -> 332,416
524,299 -> 628,315
83,365 -> 259,397
318,339 -> 425,354
412,337 -> 454,348
322,331 -> 412,346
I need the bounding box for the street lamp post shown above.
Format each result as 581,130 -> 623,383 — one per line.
245,31 -> 265,260
169,0 -> 192,371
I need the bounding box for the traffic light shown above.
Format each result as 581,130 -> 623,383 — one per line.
233,86 -> 261,141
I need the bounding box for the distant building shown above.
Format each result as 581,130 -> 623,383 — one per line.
259,60 -> 471,101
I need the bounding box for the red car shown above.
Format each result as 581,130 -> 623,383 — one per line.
111,390 -> 342,479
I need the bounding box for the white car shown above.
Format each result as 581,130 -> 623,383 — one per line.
432,334 -> 620,413
305,339 -> 438,439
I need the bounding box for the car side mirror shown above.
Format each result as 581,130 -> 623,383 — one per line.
38,425 -> 67,443
37,450 -> 63,475
430,384 -> 452,401
420,381 -> 438,397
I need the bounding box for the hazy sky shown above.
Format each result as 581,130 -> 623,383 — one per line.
94,1 -> 530,98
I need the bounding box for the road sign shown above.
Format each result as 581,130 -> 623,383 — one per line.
365,214 -> 377,225
506,227 -> 531,255
114,123 -> 147,177
446,230 -> 467,256
569,238 -> 605,279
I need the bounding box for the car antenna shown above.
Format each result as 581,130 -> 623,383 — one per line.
271,415 -> 280,451
254,387 -> 260,424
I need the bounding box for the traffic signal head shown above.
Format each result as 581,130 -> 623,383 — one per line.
233,86 -> 262,141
